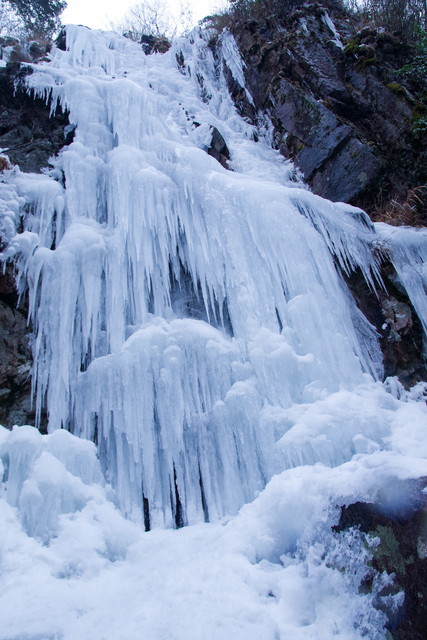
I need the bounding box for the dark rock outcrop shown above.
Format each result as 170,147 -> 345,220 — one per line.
140,34 -> 171,55
227,4 -> 426,216
0,62 -> 72,173
0,60 -> 71,429
335,478 -> 427,640
0,36 -> 50,65
346,263 -> 426,386
0,267 -> 35,428
193,122 -> 231,168
206,125 -> 230,168
269,73 -> 383,202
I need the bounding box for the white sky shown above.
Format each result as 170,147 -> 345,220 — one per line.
62,0 -> 226,31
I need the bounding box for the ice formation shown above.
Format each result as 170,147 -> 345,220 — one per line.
0,25 -> 426,639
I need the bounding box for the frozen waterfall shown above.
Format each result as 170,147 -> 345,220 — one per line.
1,25 -> 426,528
1,24 -> 427,640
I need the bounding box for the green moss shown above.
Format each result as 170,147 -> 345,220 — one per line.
413,102 -> 427,119
299,96 -> 321,124
413,115 -> 427,134
296,141 -> 304,152
344,40 -> 359,55
369,525 -> 412,578
387,82 -> 406,96
412,103 -> 427,134
356,57 -> 378,70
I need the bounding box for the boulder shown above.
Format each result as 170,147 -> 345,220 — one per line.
335,478 -> 427,640
345,264 -> 426,387
193,122 -> 231,169
207,126 -> 230,168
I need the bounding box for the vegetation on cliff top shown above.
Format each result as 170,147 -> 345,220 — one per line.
208,0 -> 427,43
0,0 -> 66,38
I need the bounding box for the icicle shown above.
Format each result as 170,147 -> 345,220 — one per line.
375,223 -> 427,338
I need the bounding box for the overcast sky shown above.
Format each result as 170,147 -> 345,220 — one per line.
62,0 -> 226,31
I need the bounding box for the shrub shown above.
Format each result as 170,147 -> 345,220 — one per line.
347,0 -> 427,39
399,25 -> 427,80
226,0 -> 314,22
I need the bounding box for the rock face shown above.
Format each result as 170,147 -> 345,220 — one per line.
346,263 -> 426,386
228,3 -> 426,218
140,34 -> 171,55
0,267 -> 37,428
0,53 -> 71,429
206,125 -> 231,168
335,479 -> 427,640
0,55 -> 72,173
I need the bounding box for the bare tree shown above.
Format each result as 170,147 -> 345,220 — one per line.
113,0 -> 194,41
0,2 -> 24,37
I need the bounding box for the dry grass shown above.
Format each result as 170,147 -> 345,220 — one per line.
0,155 -> 11,171
370,185 -> 427,227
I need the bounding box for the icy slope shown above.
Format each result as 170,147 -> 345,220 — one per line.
1,410 -> 426,640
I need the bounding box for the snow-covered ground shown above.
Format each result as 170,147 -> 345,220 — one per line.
0,25 -> 426,639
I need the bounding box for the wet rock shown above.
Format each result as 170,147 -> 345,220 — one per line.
193,122 -> 230,169
0,275 -> 33,428
140,34 -> 171,55
0,64 -> 72,173
55,28 -> 67,51
269,74 -> 383,201
270,75 -> 352,178
207,126 -> 230,168
335,478 -> 427,640
310,136 -> 382,203
345,263 -> 426,386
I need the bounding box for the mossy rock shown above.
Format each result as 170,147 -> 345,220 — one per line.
356,56 -> 379,70
344,40 -> 359,56
412,115 -> 427,135
369,524 -> 413,579
387,82 -> 406,96
412,103 -> 427,134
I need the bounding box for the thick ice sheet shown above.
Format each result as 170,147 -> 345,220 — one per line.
0,25 -> 397,525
